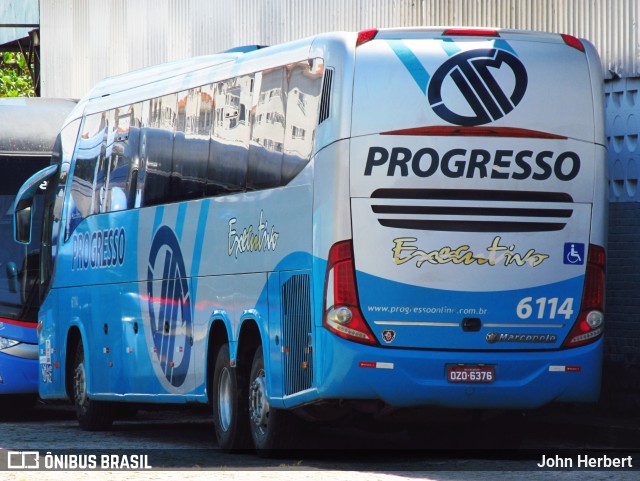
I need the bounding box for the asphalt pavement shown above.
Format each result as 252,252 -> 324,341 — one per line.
0,400 -> 638,481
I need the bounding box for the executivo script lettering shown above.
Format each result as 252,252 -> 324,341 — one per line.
392,236 -> 549,268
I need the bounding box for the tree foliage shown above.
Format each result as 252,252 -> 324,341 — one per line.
0,52 -> 35,97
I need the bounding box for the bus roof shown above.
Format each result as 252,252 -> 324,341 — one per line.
85,54 -> 240,101
0,97 -> 77,154
80,35 -> 321,116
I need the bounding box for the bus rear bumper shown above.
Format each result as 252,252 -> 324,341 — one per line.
314,335 -> 603,409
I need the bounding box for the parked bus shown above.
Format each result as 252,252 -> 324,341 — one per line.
0,98 -> 76,404
14,28 -> 606,450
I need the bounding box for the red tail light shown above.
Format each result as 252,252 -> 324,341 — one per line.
443,28 -> 499,37
563,245 -> 605,348
323,240 -> 377,345
561,34 -> 585,52
356,29 -> 378,47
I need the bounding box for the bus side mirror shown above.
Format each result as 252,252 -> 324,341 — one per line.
13,164 -> 59,245
15,199 -> 34,244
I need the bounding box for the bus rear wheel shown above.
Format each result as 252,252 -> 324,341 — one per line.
72,340 -> 114,431
248,345 -> 298,455
212,343 -> 250,450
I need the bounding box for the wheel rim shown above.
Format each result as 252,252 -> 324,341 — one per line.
217,367 -> 232,432
74,362 -> 87,409
249,368 -> 269,434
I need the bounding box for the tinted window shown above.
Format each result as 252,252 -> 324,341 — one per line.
68,60 -> 323,211
206,76 -> 252,196
94,110 -> 117,213
172,87 -> 212,201
106,105 -> 141,211
68,112 -> 107,233
283,60 -> 323,182
248,68 -> 285,190
141,94 -> 177,207
88,106 -> 142,213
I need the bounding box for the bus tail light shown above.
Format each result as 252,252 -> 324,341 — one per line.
563,245 -> 605,348
356,29 -> 378,47
561,34 -> 585,52
323,240 -> 378,345
443,28 -> 499,37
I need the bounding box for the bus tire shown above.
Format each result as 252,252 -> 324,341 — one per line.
212,343 -> 251,450
72,340 -> 114,431
248,345 -> 297,455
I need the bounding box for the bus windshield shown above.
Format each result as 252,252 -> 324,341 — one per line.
0,154 -> 49,322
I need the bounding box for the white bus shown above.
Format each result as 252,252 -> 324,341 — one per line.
15,27 -> 607,451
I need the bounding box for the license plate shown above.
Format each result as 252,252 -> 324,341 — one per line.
447,364 -> 495,383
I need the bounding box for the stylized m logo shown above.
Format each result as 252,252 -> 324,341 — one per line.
147,226 -> 192,387
428,48 -> 528,126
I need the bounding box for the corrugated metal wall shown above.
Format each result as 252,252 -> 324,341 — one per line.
41,0 -> 639,99
0,0 -> 39,45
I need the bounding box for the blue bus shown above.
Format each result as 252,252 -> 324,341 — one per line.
14,28 -> 606,450
0,98 -> 75,405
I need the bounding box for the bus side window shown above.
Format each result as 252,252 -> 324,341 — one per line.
124,104 -> 142,210
94,110 -> 117,213
142,94 -> 177,207
134,101 -> 150,208
172,87 -> 209,201
206,77 -> 251,196
67,113 -> 107,236
283,59 -> 323,183
104,105 -> 140,212
247,68 -> 285,190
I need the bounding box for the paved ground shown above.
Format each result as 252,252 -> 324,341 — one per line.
0,402 -> 638,480
2,464 -> 639,481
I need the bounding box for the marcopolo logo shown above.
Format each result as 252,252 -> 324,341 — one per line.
486,332 -> 557,344
147,226 -> 192,388
428,48 -> 528,126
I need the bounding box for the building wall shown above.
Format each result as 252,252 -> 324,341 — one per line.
603,78 -> 640,410
40,0 -> 639,99
607,78 -> 640,203
0,0 -> 39,46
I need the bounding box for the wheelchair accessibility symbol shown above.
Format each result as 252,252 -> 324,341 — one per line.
564,243 -> 585,265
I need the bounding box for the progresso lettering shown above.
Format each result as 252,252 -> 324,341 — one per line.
71,227 -> 126,270
364,146 -> 580,181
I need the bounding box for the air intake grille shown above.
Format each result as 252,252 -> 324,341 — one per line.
281,273 -> 313,396
370,189 -> 574,233
318,68 -> 334,124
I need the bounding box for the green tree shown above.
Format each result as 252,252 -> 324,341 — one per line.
0,52 -> 35,97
